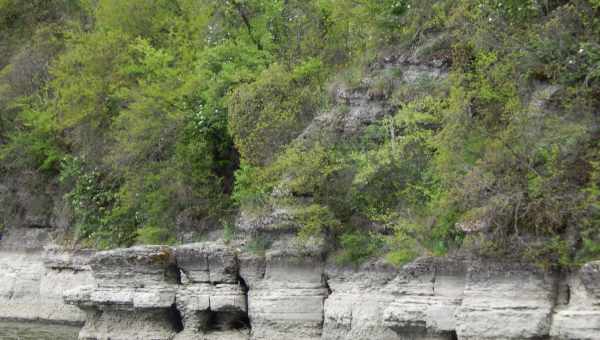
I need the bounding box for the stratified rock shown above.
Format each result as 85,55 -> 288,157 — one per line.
91,245 -> 178,288
322,262 -> 398,340
175,242 -> 238,284
0,246 -> 93,324
78,309 -> 180,340
59,241 -> 600,340
67,246 -> 180,340
550,261 -> 600,340
581,261 -> 600,300
455,261 -> 557,340
174,242 -> 249,340
242,250 -> 328,340
323,257 -> 465,340
383,257 -> 466,339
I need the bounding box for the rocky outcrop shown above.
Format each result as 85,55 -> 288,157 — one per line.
322,262 -> 398,340
174,242 -> 249,340
0,230 -> 595,340
551,261 -> 600,340
383,257 -> 466,340
0,188 -> 92,326
0,246 -> 94,324
323,257 -> 465,340
455,261 -> 557,340
61,243 -> 600,340
300,50 -> 448,143
241,250 -> 329,340
65,246 -> 181,340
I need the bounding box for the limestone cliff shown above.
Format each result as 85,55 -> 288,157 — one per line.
0,35 -> 598,340
59,242 -> 599,340
0,224 -> 598,339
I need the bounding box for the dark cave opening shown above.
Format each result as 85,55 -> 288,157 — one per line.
169,304 -> 184,333
199,310 -> 250,332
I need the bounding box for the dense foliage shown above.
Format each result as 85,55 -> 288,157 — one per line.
0,0 -> 598,267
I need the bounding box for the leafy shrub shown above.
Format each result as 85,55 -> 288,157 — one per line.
59,156 -> 132,248
232,163 -> 270,210
228,60 -> 325,165
295,204 -> 341,241
336,231 -> 384,265
0,109 -> 62,173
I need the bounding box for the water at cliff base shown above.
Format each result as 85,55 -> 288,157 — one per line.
0,320 -> 79,340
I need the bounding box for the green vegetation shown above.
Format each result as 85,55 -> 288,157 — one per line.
0,0 -> 598,267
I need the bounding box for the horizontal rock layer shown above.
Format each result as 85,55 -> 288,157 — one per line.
62,242 -> 600,340
1,239 -> 597,340
0,248 -> 93,324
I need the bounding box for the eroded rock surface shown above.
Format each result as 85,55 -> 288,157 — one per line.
57,243 -> 600,340
322,262 -> 398,340
174,242 -> 249,340
66,246 -> 180,340
242,250 -> 329,340
0,236 -> 93,324
551,261 -> 600,340
455,261 -> 557,340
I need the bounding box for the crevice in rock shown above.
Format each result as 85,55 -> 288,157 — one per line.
390,326 -> 460,340
166,262 -> 181,284
550,271 -> 567,326
321,273 -> 331,329
26,224 -> 52,229
169,304 -> 185,333
205,254 -> 210,278
322,273 -> 332,296
238,274 -> 250,322
432,267 -> 437,295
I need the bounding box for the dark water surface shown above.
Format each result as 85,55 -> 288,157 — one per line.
0,321 -> 79,340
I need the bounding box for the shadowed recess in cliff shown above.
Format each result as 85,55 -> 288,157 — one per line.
200,311 -> 250,332
169,305 -> 184,333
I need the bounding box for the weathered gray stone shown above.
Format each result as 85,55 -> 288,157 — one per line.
53,241 -> 600,340
383,257 -> 466,339
78,309 -> 178,340
174,242 -> 238,284
551,262 -> 600,340
244,251 -> 328,340
67,246 -> 181,339
323,258 -> 464,340
91,245 -> 178,288
455,261 -> 557,340
173,242 -> 250,340
0,248 -> 94,324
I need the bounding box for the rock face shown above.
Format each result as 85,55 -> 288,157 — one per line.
323,257 -> 465,340
65,246 -> 181,340
0,227 -> 94,324
383,258 -> 466,340
0,179 -> 93,326
61,243 -> 600,340
174,242 -> 249,340
299,50 -> 448,143
0,250 -> 94,323
0,228 -> 596,340
455,262 -> 557,340
551,261 -> 600,340
241,251 -> 329,340
0,234 -> 597,340
322,262 -> 398,340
